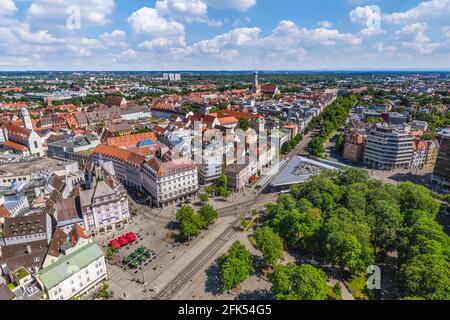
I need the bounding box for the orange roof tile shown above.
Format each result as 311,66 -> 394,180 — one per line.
2,140 -> 28,152
218,116 -> 238,125
106,132 -> 157,148
0,204 -> 11,218
94,144 -> 146,167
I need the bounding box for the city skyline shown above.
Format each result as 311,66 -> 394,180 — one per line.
1,0 -> 450,71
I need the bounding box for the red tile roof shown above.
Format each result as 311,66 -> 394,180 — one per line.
94,144 -> 146,167
106,132 -> 157,148
218,116 -> 238,125
3,122 -> 32,138
0,204 -> 11,218
218,110 -> 264,120
69,224 -> 89,246
2,140 -> 28,152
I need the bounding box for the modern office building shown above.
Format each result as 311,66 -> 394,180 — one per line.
363,126 -> 413,170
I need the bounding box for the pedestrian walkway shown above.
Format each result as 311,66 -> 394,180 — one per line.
150,216 -> 235,294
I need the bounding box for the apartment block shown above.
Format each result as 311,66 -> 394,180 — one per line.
363,126 -> 413,170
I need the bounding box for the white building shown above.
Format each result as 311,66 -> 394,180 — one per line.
197,141 -> 223,184
21,108 -> 33,130
142,157 -> 199,207
79,175 -> 131,235
2,123 -> 45,157
91,144 -> 146,191
36,226 -> 107,300
1,213 -> 52,246
0,194 -> 30,217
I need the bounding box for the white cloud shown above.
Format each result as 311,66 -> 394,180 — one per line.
113,49 -> 140,60
270,20 -> 361,46
100,30 -> 127,46
204,0 -> 256,11
220,49 -> 239,61
375,42 -> 397,53
384,0 -> 450,24
317,21 -> 333,28
139,38 -> 174,50
350,5 -> 385,37
396,22 -> 440,54
12,23 -> 62,44
0,0 -> 17,15
192,27 -> 261,54
156,0 -> 207,18
128,7 -> 185,40
26,0 -> 115,26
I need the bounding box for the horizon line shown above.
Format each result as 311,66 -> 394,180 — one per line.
1,69 -> 450,73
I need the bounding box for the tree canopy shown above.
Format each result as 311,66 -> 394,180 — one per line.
269,263 -> 328,300
219,241 -> 254,291
263,168 -> 449,300
254,227 -> 285,268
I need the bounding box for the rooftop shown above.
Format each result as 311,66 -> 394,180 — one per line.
271,156 -> 340,187
0,157 -> 67,177
37,242 -> 104,289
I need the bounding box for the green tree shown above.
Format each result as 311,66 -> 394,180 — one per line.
269,263 -> 328,300
176,205 -> 201,240
216,174 -> 227,189
323,210 -> 374,275
199,193 -> 209,203
219,187 -> 230,198
238,118 -> 249,131
254,227 -> 284,268
219,241 -> 254,291
198,204 -> 218,228
308,137 -> 325,158
334,133 -> 345,155
332,283 -> 343,299
367,199 -> 403,253
397,182 -> 440,225
400,254 -> 450,300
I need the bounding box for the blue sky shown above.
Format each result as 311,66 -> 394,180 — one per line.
0,0 -> 450,70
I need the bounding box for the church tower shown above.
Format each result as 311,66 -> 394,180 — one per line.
254,71 -> 259,87
21,107 -> 33,129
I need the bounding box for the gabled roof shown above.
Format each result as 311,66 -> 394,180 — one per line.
37,242 -> 103,290
3,214 -> 48,238
218,116 -> 238,125
0,204 -> 11,218
105,95 -> 126,106
2,140 -> 28,152
47,229 -> 68,258
145,157 -> 196,177
0,283 -> 16,300
54,198 -> 82,222
69,224 -> 89,246
93,144 -> 146,167
3,122 -> 32,138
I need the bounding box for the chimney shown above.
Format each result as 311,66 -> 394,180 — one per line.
26,245 -> 32,254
